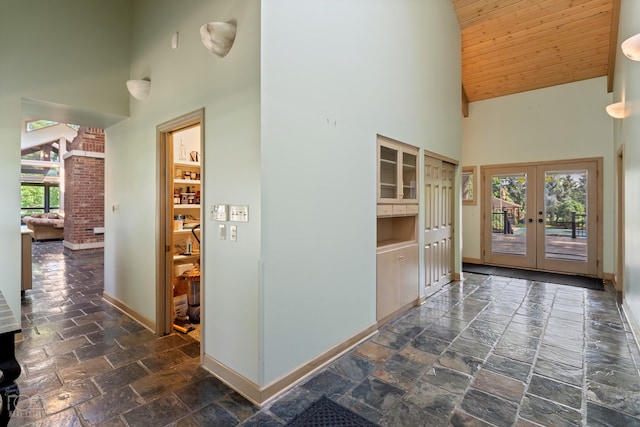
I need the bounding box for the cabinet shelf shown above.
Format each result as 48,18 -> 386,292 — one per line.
174,228 -> 200,234
174,179 -> 201,185
173,253 -> 200,261
174,204 -> 201,209
174,160 -> 200,167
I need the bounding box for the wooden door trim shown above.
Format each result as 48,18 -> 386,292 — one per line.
616,146 -> 624,294
156,108 -> 204,336
480,157 -> 603,277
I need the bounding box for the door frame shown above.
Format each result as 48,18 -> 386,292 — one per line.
617,145 -> 625,297
156,108 -> 204,336
480,157 -> 603,277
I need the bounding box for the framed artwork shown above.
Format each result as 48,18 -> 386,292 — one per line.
462,166 -> 476,205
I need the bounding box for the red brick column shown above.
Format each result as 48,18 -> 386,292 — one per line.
63,127 -> 105,252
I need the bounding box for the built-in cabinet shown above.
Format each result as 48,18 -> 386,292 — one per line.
377,137 -> 418,204
376,136 -> 419,322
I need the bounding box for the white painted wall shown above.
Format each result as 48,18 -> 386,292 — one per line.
461,77 -> 615,275
613,0 -> 640,336
104,0 -> 262,383
0,0 -> 131,318
261,0 -> 461,385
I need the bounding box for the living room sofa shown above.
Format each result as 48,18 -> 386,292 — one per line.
22,213 -> 64,241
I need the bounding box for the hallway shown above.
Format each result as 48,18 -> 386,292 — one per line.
9,241 -> 640,426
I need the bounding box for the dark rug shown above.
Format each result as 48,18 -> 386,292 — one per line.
285,396 -> 380,427
462,263 -> 604,291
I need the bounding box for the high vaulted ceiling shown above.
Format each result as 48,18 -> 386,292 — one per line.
452,0 -> 620,107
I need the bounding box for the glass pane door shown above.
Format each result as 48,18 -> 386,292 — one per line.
483,166 -> 536,269
483,161 -> 599,276
537,162 -> 598,275
402,151 -> 417,200
379,145 -> 398,200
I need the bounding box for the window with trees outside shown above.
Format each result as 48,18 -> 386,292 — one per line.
21,140 -> 61,218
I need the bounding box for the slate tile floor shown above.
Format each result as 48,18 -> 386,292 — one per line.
9,240 -> 640,426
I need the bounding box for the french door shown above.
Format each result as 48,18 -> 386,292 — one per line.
482,159 -> 600,276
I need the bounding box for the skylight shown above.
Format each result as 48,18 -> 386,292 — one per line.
26,120 -> 79,132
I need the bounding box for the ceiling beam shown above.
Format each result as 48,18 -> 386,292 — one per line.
462,85 -> 469,117
607,0 -> 621,93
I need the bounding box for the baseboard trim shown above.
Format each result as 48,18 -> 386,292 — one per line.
202,323 -> 379,407
462,257 -> 482,264
376,299 -> 420,328
102,292 -> 156,333
63,240 -> 105,251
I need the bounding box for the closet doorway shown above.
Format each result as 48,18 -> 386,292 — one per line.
481,158 -> 601,277
156,109 -> 204,342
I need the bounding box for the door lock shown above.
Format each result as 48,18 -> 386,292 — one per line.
538,218 -> 544,223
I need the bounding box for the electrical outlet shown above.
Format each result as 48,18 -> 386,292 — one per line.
218,224 -> 226,240
230,225 -> 237,241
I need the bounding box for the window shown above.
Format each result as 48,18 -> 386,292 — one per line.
21,183 -> 59,218
462,166 -> 476,205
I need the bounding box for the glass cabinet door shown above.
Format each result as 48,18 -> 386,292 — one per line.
402,151 -> 417,200
379,145 -> 398,200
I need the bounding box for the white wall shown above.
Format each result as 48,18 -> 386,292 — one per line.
261,0 -> 461,386
461,77 -> 615,275
0,0 -> 131,318
104,0 -> 262,383
613,0 -> 640,336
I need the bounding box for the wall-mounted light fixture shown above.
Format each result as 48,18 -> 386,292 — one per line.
199,21 -> 236,58
606,101 -> 626,119
126,79 -> 151,101
621,33 -> 640,61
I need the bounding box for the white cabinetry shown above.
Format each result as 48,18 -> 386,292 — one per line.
376,136 -> 419,322
377,136 -> 418,204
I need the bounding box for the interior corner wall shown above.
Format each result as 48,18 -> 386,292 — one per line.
0,0 -> 132,317
461,77 -> 615,275
260,0 -> 461,386
613,0 -> 640,338
104,0 -> 262,384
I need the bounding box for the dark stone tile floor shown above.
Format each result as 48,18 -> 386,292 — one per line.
8,240 -> 640,426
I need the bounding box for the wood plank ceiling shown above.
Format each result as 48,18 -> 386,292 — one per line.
452,0 -> 620,107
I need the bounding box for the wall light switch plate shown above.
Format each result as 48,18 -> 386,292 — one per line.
218,224 -> 226,240
229,205 -> 249,222
212,204 -> 228,221
112,204 -> 120,214
230,225 -> 237,241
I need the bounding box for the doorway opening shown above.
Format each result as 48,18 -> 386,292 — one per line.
156,109 -> 204,344
481,158 -> 602,277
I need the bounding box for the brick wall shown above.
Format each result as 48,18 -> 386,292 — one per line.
64,127 -> 105,250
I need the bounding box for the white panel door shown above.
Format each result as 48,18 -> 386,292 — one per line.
424,155 -> 454,295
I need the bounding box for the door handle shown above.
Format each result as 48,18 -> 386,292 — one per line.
528,218 -> 533,223
538,211 -> 543,215
538,218 -> 544,223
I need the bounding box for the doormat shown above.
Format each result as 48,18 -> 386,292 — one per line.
285,396 -> 380,427
462,263 -> 605,291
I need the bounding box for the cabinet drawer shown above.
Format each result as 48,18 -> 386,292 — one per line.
406,204 -> 419,215
392,205 -> 407,215
377,205 -> 393,216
